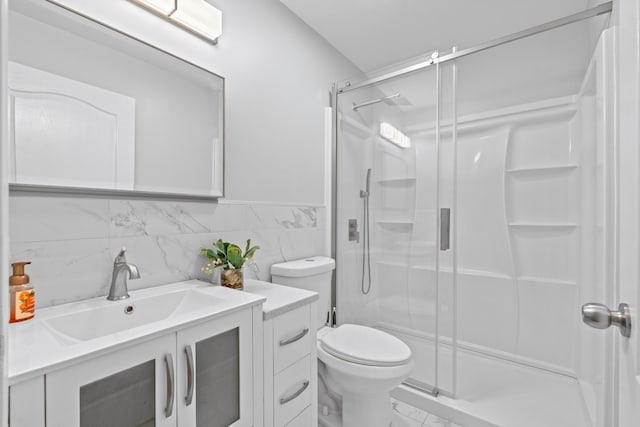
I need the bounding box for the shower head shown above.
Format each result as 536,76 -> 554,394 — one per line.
360,168 -> 372,198
352,93 -> 411,111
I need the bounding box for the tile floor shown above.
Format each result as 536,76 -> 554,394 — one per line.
391,398 -> 463,427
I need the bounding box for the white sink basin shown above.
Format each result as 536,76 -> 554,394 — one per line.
44,287 -> 230,341
9,280 -> 266,383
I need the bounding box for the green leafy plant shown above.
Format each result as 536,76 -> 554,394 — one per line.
201,239 -> 260,275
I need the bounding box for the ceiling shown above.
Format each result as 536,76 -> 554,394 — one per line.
279,0 -> 595,72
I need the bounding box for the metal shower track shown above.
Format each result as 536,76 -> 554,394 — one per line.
336,1 -> 612,94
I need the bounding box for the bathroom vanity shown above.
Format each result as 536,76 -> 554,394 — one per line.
242,280 -> 318,427
8,281 -> 265,427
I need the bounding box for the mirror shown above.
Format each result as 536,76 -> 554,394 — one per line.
7,0 -> 224,198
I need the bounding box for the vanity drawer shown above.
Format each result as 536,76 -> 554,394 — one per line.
273,305 -> 311,373
274,355 -> 311,427
285,405 -> 311,427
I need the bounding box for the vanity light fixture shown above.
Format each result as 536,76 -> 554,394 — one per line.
130,0 -> 175,15
379,122 -> 411,148
130,0 -> 222,43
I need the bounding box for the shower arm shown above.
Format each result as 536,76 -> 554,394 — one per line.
352,93 -> 400,111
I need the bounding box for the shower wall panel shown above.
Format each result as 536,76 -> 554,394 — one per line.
439,98 -> 579,373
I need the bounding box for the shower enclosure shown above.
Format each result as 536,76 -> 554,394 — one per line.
333,4 -> 614,426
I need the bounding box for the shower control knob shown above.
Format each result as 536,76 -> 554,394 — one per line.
582,302 -> 631,337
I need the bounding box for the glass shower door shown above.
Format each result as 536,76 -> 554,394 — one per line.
335,57 -> 456,397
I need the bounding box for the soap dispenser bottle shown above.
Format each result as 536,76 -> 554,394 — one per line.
9,261 -> 35,323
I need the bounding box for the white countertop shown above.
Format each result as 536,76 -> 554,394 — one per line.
8,280 -> 265,385
242,279 -> 318,320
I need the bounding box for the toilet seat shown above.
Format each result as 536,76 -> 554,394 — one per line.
319,324 -> 411,367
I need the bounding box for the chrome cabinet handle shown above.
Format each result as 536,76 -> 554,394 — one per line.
582,302 -> 631,337
184,345 -> 195,406
164,353 -> 175,417
279,328 -> 309,347
279,380 -> 309,405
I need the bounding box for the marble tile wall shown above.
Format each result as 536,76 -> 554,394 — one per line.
9,194 -> 327,308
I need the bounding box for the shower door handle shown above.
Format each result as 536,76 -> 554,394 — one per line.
440,208 -> 450,251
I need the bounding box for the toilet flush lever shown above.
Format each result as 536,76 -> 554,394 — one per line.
582,302 -> 631,337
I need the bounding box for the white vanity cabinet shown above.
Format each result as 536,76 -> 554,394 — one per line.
265,305 -> 316,427
243,280 -> 318,427
9,289 -> 263,427
45,308 -> 255,427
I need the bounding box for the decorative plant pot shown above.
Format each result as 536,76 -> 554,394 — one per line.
220,268 -> 243,290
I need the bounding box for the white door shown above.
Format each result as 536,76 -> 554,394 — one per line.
616,0 -> 640,424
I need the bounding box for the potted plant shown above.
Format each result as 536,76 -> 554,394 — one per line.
201,239 -> 260,290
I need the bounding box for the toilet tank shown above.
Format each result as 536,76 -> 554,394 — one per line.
271,256 -> 335,330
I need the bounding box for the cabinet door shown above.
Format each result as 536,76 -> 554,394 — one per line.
177,309 -> 253,427
46,334 -> 176,427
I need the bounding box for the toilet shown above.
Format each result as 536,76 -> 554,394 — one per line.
271,257 -> 414,427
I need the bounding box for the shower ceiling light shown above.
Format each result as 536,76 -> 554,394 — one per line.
379,122 -> 411,148
130,0 -> 222,43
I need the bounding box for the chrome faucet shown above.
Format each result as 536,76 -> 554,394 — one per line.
107,247 -> 140,301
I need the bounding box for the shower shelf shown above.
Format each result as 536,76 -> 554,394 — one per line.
376,261 -> 411,269
506,164 -> 578,174
377,177 -> 416,184
508,222 -> 578,229
411,265 -> 512,279
376,261 -> 512,280
517,276 -> 577,286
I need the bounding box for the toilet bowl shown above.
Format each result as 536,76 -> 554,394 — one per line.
317,324 -> 413,427
271,257 -> 414,427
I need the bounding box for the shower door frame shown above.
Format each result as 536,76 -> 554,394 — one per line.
331,0 -> 614,401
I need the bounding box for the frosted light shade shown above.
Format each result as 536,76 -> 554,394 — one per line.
170,0 -> 222,42
131,0 -> 176,15
380,122 -> 411,148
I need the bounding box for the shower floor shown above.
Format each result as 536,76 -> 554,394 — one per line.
384,327 -> 592,427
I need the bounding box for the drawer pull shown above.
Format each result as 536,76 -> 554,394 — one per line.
279,380 -> 309,405
279,328 -> 309,346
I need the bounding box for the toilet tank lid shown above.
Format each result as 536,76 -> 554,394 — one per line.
270,256 -> 335,277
